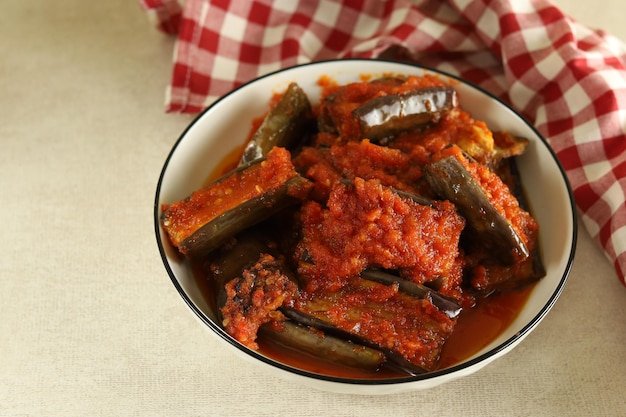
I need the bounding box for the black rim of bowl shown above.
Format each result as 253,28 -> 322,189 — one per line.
154,58 -> 578,386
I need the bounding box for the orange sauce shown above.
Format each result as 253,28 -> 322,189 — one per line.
436,285 -> 533,369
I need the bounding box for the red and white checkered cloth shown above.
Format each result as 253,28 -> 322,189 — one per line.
139,0 -> 626,287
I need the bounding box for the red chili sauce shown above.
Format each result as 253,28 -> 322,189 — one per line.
188,74 -> 540,379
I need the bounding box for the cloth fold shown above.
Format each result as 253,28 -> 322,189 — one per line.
140,0 -> 626,287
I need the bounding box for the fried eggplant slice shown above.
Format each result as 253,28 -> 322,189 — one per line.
424,152 -> 532,265
280,307 -> 425,375
289,276 -> 457,373
207,230 -> 299,307
220,253 -> 299,350
466,157 -> 546,292
160,147 -> 311,257
353,87 -> 457,141
468,247 -> 546,292
240,82 -> 314,165
360,269 -> 461,319
260,321 -> 386,371
211,231 -> 386,370
492,131 -> 529,164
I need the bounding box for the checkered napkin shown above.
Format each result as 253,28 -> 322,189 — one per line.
139,0 -> 626,287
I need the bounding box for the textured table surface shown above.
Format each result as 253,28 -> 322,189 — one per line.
1,1 -> 625,416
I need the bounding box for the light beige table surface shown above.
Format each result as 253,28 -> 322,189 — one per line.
2,1 -> 625,416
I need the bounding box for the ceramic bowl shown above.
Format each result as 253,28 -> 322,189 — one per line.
154,59 -> 576,395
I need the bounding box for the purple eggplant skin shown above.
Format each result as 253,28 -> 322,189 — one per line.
178,174 -> 311,258
360,269 -> 462,319
240,82 -> 314,165
352,86 -> 458,141
423,155 -> 530,265
208,231 -> 295,295
259,321 -> 387,371
209,231 -> 388,371
280,307 -> 428,376
207,230 -> 298,322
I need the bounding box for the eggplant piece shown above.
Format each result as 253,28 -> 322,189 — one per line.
317,77 -> 407,135
219,251 -> 299,350
208,230 -> 298,327
492,131 -> 529,164
288,277 -> 457,373
211,231 -> 387,370
469,247 -> 546,292
240,82 -> 314,165
208,230 -> 300,313
495,154 -> 532,212
259,321 -> 386,371
160,147 -> 311,258
280,307 -> 426,375
352,86 -> 457,141
360,269 -> 461,319
423,155 -> 530,265
178,176 -> 308,257
174,175 -> 309,258
466,157 -> 546,292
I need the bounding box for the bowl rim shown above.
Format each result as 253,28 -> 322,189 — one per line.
154,58 -> 578,386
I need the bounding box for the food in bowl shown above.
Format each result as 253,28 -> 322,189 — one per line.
155,60 -> 575,393
159,69 -> 549,378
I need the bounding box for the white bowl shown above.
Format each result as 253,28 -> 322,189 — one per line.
154,59 -> 576,395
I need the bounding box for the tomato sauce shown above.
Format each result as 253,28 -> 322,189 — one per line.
190,138 -> 536,379
295,178 -> 465,292
181,74 -> 541,379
